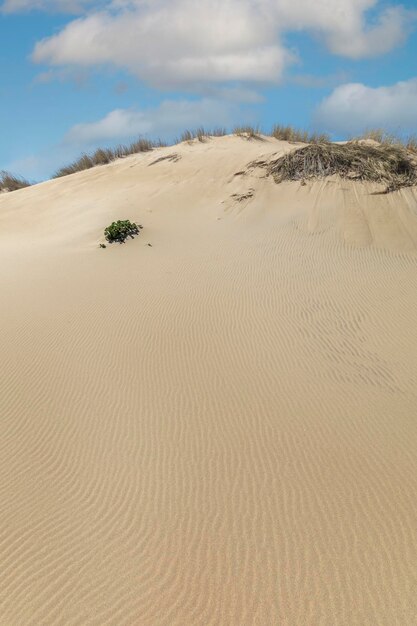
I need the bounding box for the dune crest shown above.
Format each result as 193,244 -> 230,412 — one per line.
1,135 -> 417,625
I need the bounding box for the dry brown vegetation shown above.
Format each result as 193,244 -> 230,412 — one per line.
233,125 -> 262,139
2,126 -> 417,189
355,129 -> 417,155
0,171 -> 31,192
178,128 -> 228,143
257,141 -> 417,193
54,130 -> 229,179
406,137 -> 417,154
53,138 -> 166,178
271,125 -> 330,144
41,128 -> 417,183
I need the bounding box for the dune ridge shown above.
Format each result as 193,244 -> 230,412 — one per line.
1,135 -> 417,625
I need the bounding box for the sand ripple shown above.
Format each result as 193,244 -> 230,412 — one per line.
1,136 -> 417,624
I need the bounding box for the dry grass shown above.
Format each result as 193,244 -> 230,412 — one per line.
2,123 -> 416,194
55,130 -> 225,179
406,136 -> 417,154
271,125 -> 309,142
0,171 -> 31,192
359,129 -> 393,144
53,138 -> 164,178
53,129 -> 229,179
354,130 -> 417,155
258,141 -> 417,193
308,131 -> 331,144
45,127 -> 417,186
210,127 -> 228,137
180,130 -> 194,143
271,125 -> 330,144
234,125 -> 262,139
178,128 -> 228,143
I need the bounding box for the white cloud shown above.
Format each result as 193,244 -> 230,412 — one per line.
269,1 -> 412,59
65,98 -> 238,145
321,6 -> 410,59
315,78 -> 417,134
30,1 -> 414,90
32,1 -> 290,88
66,109 -> 151,144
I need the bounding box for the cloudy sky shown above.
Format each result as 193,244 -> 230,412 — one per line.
1,0 -> 416,179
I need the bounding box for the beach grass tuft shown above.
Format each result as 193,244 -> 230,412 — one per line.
259,141 -> 417,193
234,125 -> 262,139
53,138 -> 163,178
0,171 -> 31,192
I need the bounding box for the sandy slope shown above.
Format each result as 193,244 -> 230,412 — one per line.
1,135 -> 417,625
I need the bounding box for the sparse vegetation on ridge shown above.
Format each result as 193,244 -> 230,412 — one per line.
233,125 -> 262,139
178,128 -> 228,143
271,125 -> 330,144
0,171 -> 31,192
53,138 -> 165,179
256,141 -> 417,193
2,126 -> 417,191
357,129 -> 417,155
42,128 -> 417,183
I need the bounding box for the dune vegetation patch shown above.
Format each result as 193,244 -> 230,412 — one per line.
270,125 -> 330,144
0,171 -> 31,193
360,129 -> 417,154
178,127 -> 227,143
256,141 -> 417,193
53,139 -> 165,179
2,126 -> 417,190
233,125 -> 262,140
104,220 -> 142,244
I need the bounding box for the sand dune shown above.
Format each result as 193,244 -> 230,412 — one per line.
1,135 -> 417,625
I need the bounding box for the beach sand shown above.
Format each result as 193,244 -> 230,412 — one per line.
1,135 -> 417,624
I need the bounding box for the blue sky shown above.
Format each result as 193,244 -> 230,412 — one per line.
1,0 -> 416,180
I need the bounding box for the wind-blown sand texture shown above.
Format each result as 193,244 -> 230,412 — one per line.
1,135 -> 417,625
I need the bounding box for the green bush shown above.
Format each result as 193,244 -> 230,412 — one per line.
104,220 -> 140,243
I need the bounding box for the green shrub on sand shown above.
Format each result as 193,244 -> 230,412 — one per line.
104,220 -> 141,244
